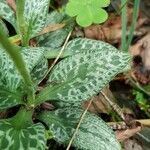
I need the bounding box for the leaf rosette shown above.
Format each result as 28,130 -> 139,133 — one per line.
66,0 -> 110,27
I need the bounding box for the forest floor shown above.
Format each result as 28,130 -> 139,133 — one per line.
1,0 -> 150,149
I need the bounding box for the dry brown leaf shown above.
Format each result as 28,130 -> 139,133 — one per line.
9,24 -> 65,46
130,33 -> 150,84
84,6 -> 148,46
37,23 -> 65,36
116,126 -> 142,142
84,12 -> 123,44
6,0 -> 16,12
123,138 -> 143,150
41,102 -> 55,111
138,119 -> 150,127
139,33 -> 150,70
83,87 -> 115,114
84,25 -> 122,44
83,96 -> 110,114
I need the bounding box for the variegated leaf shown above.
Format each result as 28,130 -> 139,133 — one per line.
36,11 -> 74,48
24,0 -> 49,38
0,47 -> 46,90
0,86 -> 22,110
0,19 -> 9,36
31,58 -> 48,85
36,40 -> 130,105
0,120 -> 47,150
44,38 -> 125,59
38,108 -> 121,150
22,48 -> 48,86
53,38 -> 121,58
0,47 -> 47,109
0,0 -> 16,29
65,38 -> 119,54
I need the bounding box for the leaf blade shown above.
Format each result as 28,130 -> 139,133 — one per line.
36,39 -> 131,105
24,0 -> 49,38
0,0 -> 16,29
0,120 -> 47,150
0,86 -> 23,110
0,19 -> 9,36
0,47 -> 47,109
36,11 -> 74,48
38,108 -> 121,150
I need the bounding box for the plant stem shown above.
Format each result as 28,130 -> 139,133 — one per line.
16,0 -> 28,46
125,0 -> 140,51
100,91 -> 126,121
0,26 -> 34,104
121,0 -> 127,51
11,107 -> 33,129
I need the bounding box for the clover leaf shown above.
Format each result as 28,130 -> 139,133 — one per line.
66,0 -> 110,27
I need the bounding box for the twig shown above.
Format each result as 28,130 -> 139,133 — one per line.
128,76 -> 150,97
100,91 -> 125,121
38,31 -> 72,85
108,119 -> 150,128
66,98 -> 93,150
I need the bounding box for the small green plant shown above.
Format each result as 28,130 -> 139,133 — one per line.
121,0 -> 140,51
66,0 -> 110,27
133,90 -> 150,117
0,0 -> 131,149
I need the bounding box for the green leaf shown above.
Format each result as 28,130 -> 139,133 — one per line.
0,86 -> 22,110
0,19 -> 9,36
0,47 -> 47,109
66,0 -> 110,27
36,11 -> 74,48
31,58 -> 48,85
0,47 -> 46,90
45,38 -> 123,59
24,0 -> 49,38
38,108 -> 121,150
0,25 -> 34,94
65,38 -> 120,54
44,38 -> 124,59
0,120 -> 47,150
36,39 -> 130,105
0,0 -> 16,29
22,47 -> 48,86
